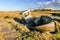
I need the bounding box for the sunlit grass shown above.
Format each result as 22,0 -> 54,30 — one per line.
0,11 -> 60,40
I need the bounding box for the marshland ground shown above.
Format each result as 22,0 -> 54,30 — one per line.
0,10 -> 60,40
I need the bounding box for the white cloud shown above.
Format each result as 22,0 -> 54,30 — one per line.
52,0 -> 55,2
36,1 -> 52,9
51,0 -> 60,10
35,0 -> 60,10
37,1 -> 51,6
29,0 -> 60,10
56,0 -> 60,3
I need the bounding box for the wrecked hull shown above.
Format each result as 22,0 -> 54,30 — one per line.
35,22 -> 55,32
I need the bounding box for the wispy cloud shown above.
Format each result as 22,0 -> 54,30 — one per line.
34,0 -> 60,10
37,1 -> 51,6
50,0 -> 60,10
52,0 -> 55,2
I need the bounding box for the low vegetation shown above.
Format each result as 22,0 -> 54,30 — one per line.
0,10 -> 60,40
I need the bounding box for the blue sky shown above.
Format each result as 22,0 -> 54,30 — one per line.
0,0 -> 60,11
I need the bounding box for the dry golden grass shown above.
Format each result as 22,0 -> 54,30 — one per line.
31,11 -> 52,17
0,10 -> 60,40
0,11 -> 20,18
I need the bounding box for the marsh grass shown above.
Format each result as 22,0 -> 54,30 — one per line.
0,11 -> 60,40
